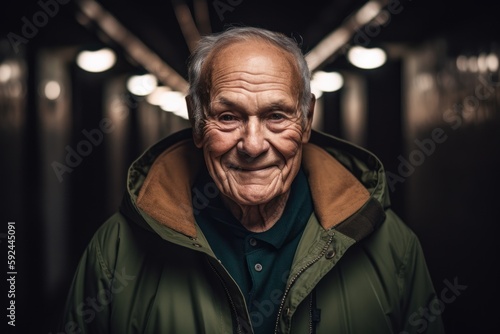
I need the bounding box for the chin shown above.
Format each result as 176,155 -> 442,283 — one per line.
231,190 -> 279,206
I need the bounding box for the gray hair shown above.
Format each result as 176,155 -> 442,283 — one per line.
187,26 -> 312,137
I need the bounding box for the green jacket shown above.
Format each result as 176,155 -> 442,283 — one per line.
59,128 -> 445,334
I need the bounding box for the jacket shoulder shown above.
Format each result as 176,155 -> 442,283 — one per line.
362,208 -> 431,291
84,212 -> 135,279
378,209 -> 419,243
364,208 -> 422,259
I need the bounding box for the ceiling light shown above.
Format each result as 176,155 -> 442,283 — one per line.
44,80 -> 61,100
76,48 -> 116,73
171,102 -> 189,120
159,91 -> 184,111
477,53 -> 488,73
311,71 -> 344,92
467,56 -> 478,73
0,63 -> 13,82
146,86 -> 172,105
0,61 -> 21,83
159,91 -> 187,119
347,46 -> 387,69
486,53 -> 499,72
310,84 -> 323,99
456,55 -> 468,72
76,0 -> 189,93
126,74 -> 157,96
355,1 -> 382,25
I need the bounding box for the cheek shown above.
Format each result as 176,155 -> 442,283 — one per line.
271,127 -> 304,158
202,124 -> 238,157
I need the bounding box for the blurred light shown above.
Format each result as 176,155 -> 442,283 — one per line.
159,91 -> 184,111
347,46 -> 387,69
456,55 -> 468,72
146,86 -> 172,105
172,101 -> 189,119
159,91 -> 187,118
477,53 -> 488,73
0,63 -> 12,82
467,56 -> 478,73
486,53 -> 499,72
44,81 -> 61,100
306,27 -> 351,71
310,84 -> 323,99
355,1 -> 382,25
414,73 -> 434,91
372,10 -> 390,26
76,48 -> 116,73
77,0 -> 189,93
110,96 -> 128,117
0,61 -> 21,83
311,71 -> 344,92
126,74 -> 157,96
305,0 -> 389,71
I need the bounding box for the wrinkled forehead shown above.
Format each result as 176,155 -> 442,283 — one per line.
202,38 -> 301,93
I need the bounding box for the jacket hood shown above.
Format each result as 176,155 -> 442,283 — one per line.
121,128 -> 390,241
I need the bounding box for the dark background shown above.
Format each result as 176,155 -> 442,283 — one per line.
1,0 -> 499,333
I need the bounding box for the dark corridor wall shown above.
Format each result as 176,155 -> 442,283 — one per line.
407,118 -> 500,333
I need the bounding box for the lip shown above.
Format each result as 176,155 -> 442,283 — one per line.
228,164 -> 275,172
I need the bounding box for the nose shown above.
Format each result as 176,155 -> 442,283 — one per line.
237,118 -> 270,159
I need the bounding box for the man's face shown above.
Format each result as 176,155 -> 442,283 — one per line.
193,40 -> 313,206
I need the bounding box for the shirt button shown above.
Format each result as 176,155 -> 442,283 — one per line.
249,238 -> 257,246
254,263 -> 263,272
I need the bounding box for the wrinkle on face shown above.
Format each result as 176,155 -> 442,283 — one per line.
194,39 -> 312,230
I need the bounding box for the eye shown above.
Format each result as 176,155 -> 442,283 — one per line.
219,114 -> 236,122
269,113 -> 285,121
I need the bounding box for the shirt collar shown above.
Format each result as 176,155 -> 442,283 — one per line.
195,167 -> 313,250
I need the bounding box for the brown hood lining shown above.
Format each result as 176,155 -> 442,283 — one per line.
302,144 -> 370,230
136,139 -> 203,237
136,140 -> 370,238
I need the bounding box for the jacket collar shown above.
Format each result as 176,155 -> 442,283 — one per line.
124,128 -> 386,241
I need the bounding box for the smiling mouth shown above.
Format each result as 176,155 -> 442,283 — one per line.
228,164 -> 274,172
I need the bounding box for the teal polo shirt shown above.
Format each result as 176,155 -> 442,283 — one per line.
193,167 -> 313,334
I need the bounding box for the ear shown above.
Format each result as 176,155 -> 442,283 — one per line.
301,94 -> 316,143
185,95 -> 203,148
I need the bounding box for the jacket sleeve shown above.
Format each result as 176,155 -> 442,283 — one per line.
57,234 -> 114,334
398,231 -> 446,334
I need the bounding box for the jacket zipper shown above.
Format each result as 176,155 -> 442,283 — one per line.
309,293 -> 314,334
207,258 -> 244,334
274,233 -> 334,334
309,289 -> 321,334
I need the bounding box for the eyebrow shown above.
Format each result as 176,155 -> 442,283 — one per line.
211,96 -> 236,108
210,97 -> 295,113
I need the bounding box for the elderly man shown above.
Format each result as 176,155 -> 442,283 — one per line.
60,27 -> 445,333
